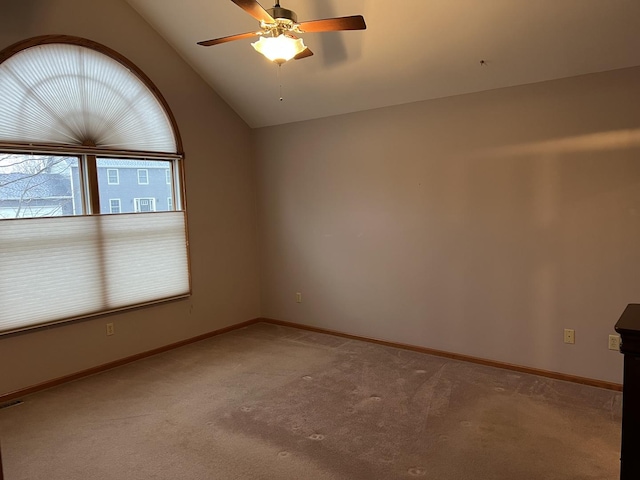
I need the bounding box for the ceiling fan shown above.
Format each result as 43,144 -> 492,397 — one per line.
197,0 -> 366,64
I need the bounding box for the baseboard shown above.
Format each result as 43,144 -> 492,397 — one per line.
1,315 -> 622,403
260,318 -> 623,392
0,318 -> 262,404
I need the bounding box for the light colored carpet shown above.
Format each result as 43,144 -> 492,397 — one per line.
0,322 -> 622,479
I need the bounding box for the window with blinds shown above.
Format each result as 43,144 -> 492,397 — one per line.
0,36 -> 190,335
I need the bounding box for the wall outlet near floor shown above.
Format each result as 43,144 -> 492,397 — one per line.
608,334 -> 621,351
563,328 -> 575,344
106,323 -> 115,336
296,292 -> 302,303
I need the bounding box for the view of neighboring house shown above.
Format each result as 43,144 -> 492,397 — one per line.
0,156 -> 174,218
94,159 -> 174,215
0,171 -> 75,218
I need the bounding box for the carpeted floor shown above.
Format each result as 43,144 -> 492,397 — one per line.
0,322 -> 622,479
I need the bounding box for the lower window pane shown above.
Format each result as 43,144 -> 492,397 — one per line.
97,158 -> 174,214
0,153 -> 81,218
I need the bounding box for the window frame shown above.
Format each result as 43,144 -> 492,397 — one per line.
0,35 -> 187,184
0,35 -> 191,336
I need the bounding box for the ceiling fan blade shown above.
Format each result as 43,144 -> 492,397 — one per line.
230,0 -> 275,24
294,48 -> 314,60
197,31 -> 261,47
298,15 -> 366,33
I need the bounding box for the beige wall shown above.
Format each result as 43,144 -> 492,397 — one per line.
255,66 -> 640,384
0,0 -> 261,395
1,0 -> 636,394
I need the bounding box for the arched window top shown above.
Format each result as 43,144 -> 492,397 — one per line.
0,36 -> 180,154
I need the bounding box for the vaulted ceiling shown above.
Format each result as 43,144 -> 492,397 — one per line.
125,0 -> 640,128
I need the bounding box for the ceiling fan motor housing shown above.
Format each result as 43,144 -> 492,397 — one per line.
267,6 -> 297,23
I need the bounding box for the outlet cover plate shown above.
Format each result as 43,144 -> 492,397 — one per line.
564,328 -> 575,344
609,334 -> 621,351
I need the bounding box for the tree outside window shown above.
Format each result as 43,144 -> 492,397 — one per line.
0,153 -> 80,218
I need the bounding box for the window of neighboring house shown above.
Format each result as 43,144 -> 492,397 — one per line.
165,169 -> 171,185
137,169 -> 149,185
167,197 -> 173,211
0,36 -> 190,336
134,197 -> 156,213
109,199 -> 121,214
107,169 -> 119,185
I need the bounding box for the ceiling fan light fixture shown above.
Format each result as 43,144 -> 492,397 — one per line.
251,34 -> 306,64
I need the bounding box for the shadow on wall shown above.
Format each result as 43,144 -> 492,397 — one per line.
467,128 -> 640,366
308,0 -> 366,68
2,0 -> 43,37
270,126 -> 640,380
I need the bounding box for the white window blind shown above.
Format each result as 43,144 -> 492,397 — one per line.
0,212 -> 189,334
0,37 -> 189,335
0,43 -> 176,152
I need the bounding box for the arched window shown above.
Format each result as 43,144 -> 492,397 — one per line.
0,36 -> 190,334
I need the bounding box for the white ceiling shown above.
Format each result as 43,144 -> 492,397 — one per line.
125,0 -> 640,128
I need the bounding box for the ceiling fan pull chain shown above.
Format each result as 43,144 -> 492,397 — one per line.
278,63 -> 284,101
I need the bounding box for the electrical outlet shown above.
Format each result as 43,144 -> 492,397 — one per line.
563,328 -> 575,344
106,323 -> 115,336
296,292 -> 302,303
609,334 -> 621,351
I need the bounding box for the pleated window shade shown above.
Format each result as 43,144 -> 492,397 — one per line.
0,213 -> 189,333
0,43 -> 176,152
0,38 -> 189,334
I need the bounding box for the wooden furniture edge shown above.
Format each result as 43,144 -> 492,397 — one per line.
260,318 -> 623,392
0,318 -> 261,404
